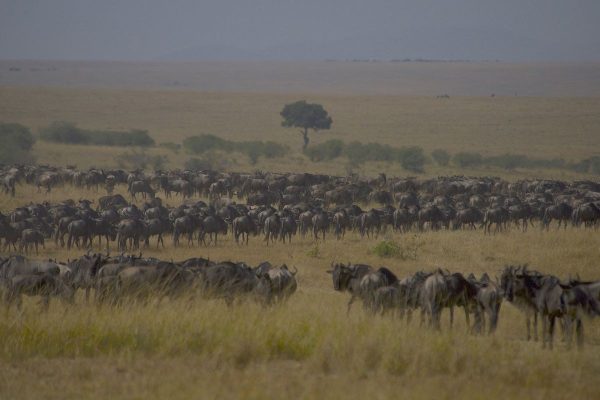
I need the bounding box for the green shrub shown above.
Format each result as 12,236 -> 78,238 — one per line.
431,149 -> 450,166
39,121 -> 154,147
183,134 -> 288,164
453,152 -> 483,167
397,146 -> 426,173
304,139 -> 344,161
0,122 -> 36,164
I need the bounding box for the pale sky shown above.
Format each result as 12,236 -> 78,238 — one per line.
1,0 -> 599,61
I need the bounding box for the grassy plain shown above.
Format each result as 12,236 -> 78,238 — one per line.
1,85 -> 600,179
1,60 -> 600,399
1,184 -> 600,399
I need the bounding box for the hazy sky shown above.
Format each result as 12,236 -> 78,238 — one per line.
1,0 -> 599,61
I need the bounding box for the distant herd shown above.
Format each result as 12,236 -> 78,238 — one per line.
1,165 -> 599,253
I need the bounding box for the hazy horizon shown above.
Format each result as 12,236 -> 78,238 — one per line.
1,0 -> 599,62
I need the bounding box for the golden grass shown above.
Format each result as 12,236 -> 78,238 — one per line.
1,185 -> 600,399
1,85 -> 600,179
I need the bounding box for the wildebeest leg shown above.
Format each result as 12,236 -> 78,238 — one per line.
576,318 -> 584,349
541,316 -> 548,348
526,313 -> 531,341
533,312 -> 539,341
449,306 -> 454,328
346,295 -> 356,315
85,287 -> 90,303
548,316 -> 556,350
463,307 -> 470,332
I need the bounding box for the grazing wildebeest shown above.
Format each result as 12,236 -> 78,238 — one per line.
129,180 -> 155,200
232,215 -> 257,245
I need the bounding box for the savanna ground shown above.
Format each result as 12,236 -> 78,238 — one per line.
0,61 -> 599,399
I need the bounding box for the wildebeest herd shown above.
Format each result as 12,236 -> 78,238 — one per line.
0,252 -> 298,309
1,166 -> 599,253
328,262 -> 600,349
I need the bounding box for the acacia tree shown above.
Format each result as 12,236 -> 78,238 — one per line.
280,100 -> 332,150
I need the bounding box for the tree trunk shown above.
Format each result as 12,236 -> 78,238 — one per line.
302,128 -> 309,151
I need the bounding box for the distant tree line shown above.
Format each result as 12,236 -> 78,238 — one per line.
183,134 -> 289,165
39,121 -> 155,147
304,139 -> 426,172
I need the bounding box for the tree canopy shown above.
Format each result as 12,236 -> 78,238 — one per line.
280,100 -> 332,150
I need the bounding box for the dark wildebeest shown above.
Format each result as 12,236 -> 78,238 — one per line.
129,180 -> 155,200
332,209 -> 349,240
312,210 -> 329,240
483,207 -> 509,234
358,209 -> 381,238
143,218 -> 172,248
500,265 -> 540,342
199,215 -> 228,246
468,273 -> 503,335
542,203 -> 572,230
279,214 -> 297,243
328,262 -> 373,314
255,264 -> 298,305
453,207 -> 483,230
173,214 -> 198,247
115,218 -> 145,251
298,211 -> 313,238
418,205 -> 444,231
572,202 -> 600,228
19,228 -> 45,254
4,273 -> 74,312
232,215 -> 257,245
66,219 -> 92,250
198,261 -> 259,305
263,213 -> 281,245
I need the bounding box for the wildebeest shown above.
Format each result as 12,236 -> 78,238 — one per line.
232,215 -> 257,245
255,264 -> 298,304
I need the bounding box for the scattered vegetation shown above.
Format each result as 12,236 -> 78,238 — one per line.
183,134 -> 288,165
431,149 -> 450,166
370,237 -> 422,260
114,150 -> 166,170
305,140 -> 426,172
0,122 -> 36,164
39,121 -> 155,147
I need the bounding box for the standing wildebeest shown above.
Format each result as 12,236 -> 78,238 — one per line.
328,262 -> 373,314
198,261 -> 259,305
263,214 -> 281,245
232,215 -> 257,245
501,265 -> 540,341
312,210 -> 329,240
279,214 -> 297,243
358,209 -> 381,238
298,210 -> 313,238
199,215 -> 228,246
115,218 -> 145,251
453,207 -> 483,230
469,273 -> 503,334
173,214 -> 198,247
421,270 -> 477,330
4,273 -> 74,312
542,203 -> 572,230
255,264 -> 298,304
332,209 -> 349,240
143,218 -> 172,248
483,207 -> 509,234
19,228 -> 45,254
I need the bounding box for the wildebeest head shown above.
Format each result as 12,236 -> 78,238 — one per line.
327,262 -> 353,291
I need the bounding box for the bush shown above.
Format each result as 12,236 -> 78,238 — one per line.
183,134 -> 288,164
0,122 -> 36,164
431,149 -> 450,166
39,121 -> 154,147
114,150 -> 166,170
304,139 -> 344,161
397,146 -> 426,173
159,142 -> 181,153
453,152 -> 483,167
370,237 -> 422,260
